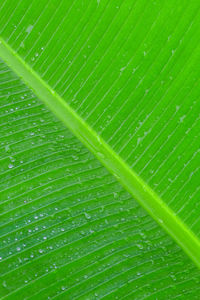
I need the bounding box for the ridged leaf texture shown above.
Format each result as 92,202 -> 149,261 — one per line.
0,0 -> 200,299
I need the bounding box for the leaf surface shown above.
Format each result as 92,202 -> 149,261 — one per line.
0,59 -> 200,299
0,0 -> 200,298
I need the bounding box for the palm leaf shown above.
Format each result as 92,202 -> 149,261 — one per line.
0,0 -> 200,299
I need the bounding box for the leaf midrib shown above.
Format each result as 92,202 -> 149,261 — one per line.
0,37 -> 200,269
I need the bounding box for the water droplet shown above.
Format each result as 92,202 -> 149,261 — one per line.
72,155 -> 78,160
136,243 -> 143,250
120,66 -> 126,72
179,115 -> 186,123
5,145 -> 11,152
113,192 -> 118,199
84,212 -> 91,220
26,25 -> 33,34
137,137 -> 143,145
170,273 -> 177,281
20,41 -> 25,48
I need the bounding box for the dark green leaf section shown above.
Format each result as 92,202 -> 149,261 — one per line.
0,0 -> 199,237
0,61 -> 200,299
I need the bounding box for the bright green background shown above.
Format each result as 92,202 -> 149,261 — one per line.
0,0 -> 200,298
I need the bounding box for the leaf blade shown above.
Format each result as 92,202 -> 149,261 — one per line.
0,59 -> 200,299
1,35 -> 200,269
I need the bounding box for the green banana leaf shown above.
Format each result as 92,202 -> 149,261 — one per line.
0,0 -> 200,299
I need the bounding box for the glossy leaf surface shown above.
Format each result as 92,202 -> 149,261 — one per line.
0,59 -> 200,299
0,0 -> 200,299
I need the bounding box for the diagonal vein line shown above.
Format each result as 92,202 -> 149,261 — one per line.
0,37 -> 200,269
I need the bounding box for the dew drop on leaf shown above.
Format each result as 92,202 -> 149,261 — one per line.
26,25 -> 33,34
84,212 -> 91,220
